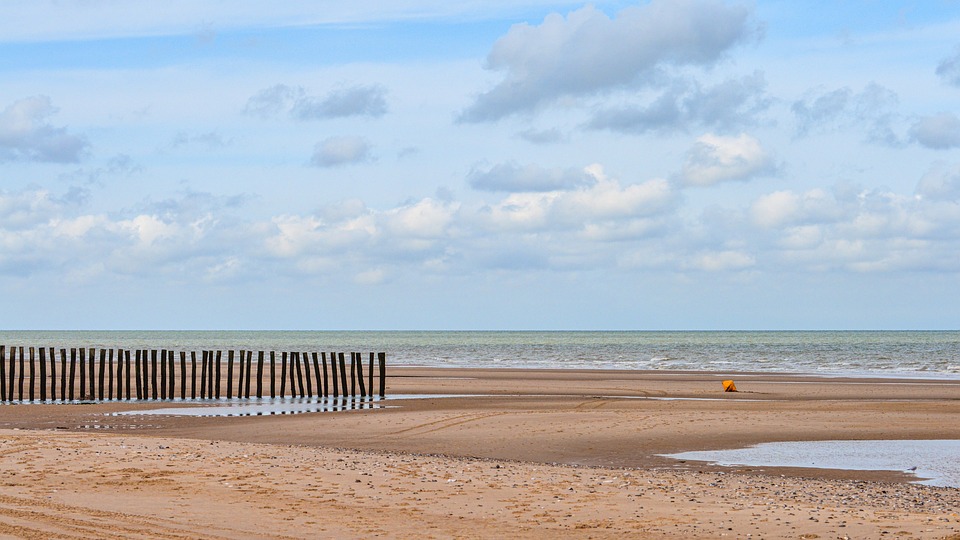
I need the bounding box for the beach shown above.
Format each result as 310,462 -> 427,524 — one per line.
0,367 -> 958,538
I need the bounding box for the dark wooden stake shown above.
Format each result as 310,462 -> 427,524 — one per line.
368,353 -> 374,398
98,348 -> 106,401
115,349 -> 123,401
349,352 -> 357,397
329,352 -> 338,398
69,348 -> 77,401
168,350 -> 175,399
279,352 -> 287,398
28,347 -> 35,402
356,352 -> 366,397
270,351 -> 276,398
151,349 -> 159,400
60,349 -> 67,401
338,353 -> 348,398
180,351 -> 187,400
0,345 -> 5,402
294,352 -> 305,398
39,347 -> 47,402
200,351 -> 208,399
108,349 -> 115,400
256,351 -> 264,399
88,348 -> 96,400
214,351 -> 222,399
244,351 -> 252,399
312,352 -> 322,397
191,351 -> 198,399
303,352 -> 313,397
134,350 -> 142,400
125,349 -> 132,400
226,350 -> 234,399
7,346 -> 15,402
378,352 -> 386,398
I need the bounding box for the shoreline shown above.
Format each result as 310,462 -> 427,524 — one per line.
0,367 -> 958,538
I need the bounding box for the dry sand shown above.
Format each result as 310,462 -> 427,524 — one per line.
0,367 -> 958,539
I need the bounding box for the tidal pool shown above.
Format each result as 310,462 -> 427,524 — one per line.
661,439 -> 960,488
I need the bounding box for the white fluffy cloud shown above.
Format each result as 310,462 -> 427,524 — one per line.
460,0 -> 754,121
0,96 -> 88,163
678,133 -> 775,187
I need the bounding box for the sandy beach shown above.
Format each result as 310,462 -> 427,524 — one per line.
0,367 -> 958,538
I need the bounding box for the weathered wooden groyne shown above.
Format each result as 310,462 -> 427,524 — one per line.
0,346 -> 385,403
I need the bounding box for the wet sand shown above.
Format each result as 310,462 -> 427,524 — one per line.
0,367 -> 958,538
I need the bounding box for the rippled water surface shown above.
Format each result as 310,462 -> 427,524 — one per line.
1,330 -> 958,378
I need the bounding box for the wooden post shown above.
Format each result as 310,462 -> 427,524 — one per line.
207,351 -> 214,398
160,350 -> 168,400
98,348 -> 106,401
49,347 -> 57,402
88,348 -> 96,400
270,351 -> 276,398
108,349 -> 114,400
356,352 -> 366,397
0,345 -> 5,402
39,347 -> 47,402
168,350 -> 175,399
150,350 -> 158,400
191,351 -> 197,399
368,352 -> 374,398
244,351 -> 252,399
329,352 -> 338,398
294,352 -> 305,398
115,349 -> 123,401
78,347 -> 86,400
256,351 -> 264,399
60,349 -> 67,401
350,352 -> 357,397
288,351 -> 298,397
212,351 -> 220,399
7,346 -> 14,402
338,353 -> 348,398
134,350 -> 142,400
237,351 -> 245,398
303,352 -> 313,397
200,351 -> 208,399
125,349 -> 132,400
378,352 -> 386,398
69,348 -> 77,401
226,350 -> 234,399
279,352 -> 287,398
312,352 -> 322,397
180,351 -> 186,400
26,347 -> 34,402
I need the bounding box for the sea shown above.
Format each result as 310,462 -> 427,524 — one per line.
0,330 -> 958,379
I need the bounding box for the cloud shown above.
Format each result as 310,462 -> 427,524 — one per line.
692,250 -> 755,272
475,165 -> 676,232
909,113 -> 960,150
243,84 -> 303,118
791,83 -> 900,144
310,136 -> 373,167
677,133 -> 776,187
170,131 -> 229,150
246,84 -> 387,120
517,127 -> 564,144
587,72 -> 769,134
459,0 -> 755,122
468,163 -> 593,192
750,189 -> 841,229
936,48 -> 960,87
915,163 -> 960,202
291,85 -> 387,120
0,96 -> 89,163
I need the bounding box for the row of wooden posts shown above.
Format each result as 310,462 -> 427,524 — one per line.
0,346 -> 386,403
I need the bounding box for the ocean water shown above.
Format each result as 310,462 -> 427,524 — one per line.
662,439 -> 960,488
1,330 -> 958,378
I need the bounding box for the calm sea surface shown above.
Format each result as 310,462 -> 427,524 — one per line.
0,330 -> 958,378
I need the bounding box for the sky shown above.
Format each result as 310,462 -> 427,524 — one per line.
1,0 -> 960,331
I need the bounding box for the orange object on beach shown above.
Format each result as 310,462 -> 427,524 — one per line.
722,380 -> 737,392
